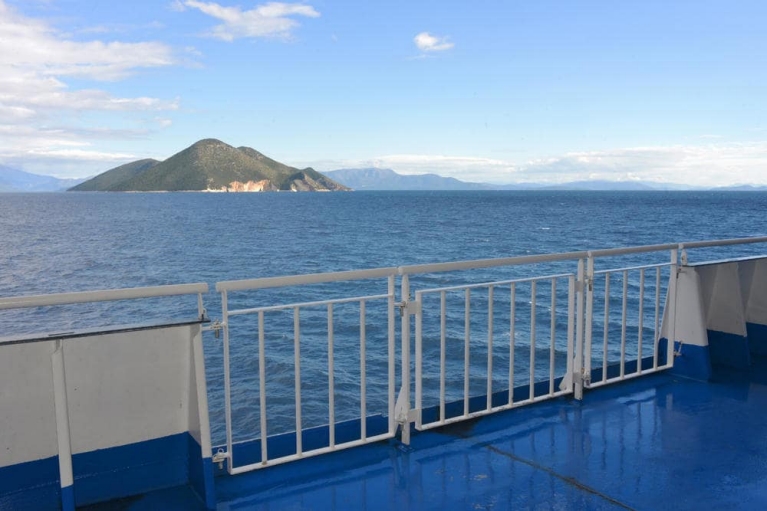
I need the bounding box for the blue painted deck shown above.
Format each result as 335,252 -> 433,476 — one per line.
91,357 -> 767,511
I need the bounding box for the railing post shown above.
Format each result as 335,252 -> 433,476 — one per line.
666,248 -> 680,368
397,274 -> 411,444
221,290 -> 234,473
51,340 -> 75,511
387,276 -> 396,437
583,253 -> 595,387
573,259 -> 585,400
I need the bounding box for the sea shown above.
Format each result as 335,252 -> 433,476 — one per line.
2,190 -> 767,443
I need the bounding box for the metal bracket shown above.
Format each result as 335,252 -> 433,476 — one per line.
394,386 -> 409,424
212,448 -> 229,469
674,341 -> 684,357
203,320 -> 224,339
396,300 -> 421,317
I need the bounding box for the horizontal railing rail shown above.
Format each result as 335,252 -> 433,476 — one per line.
0,283 -> 209,310
216,268 -> 398,292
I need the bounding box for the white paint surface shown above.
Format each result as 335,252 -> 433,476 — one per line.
662,267 -> 708,347
0,342 -> 59,466
741,259 -> 767,325
698,263 -> 747,336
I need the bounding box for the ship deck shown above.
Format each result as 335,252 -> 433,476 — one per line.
87,356 -> 767,511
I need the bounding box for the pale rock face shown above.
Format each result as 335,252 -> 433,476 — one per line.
217,180 -> 277,192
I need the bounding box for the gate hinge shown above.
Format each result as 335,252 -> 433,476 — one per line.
396,300 -> 421,316
203,320 -> 224,339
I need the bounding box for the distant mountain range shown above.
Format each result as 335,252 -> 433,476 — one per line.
324,168 -> 493,190
0,165 -> 87,192
324,168 -> 719,191
70,139 -> 348,192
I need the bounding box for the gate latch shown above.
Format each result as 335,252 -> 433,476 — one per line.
396,300 -> 421,316
203,320 -> 224,339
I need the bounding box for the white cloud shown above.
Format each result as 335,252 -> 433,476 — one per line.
516,144 -> 767,187
0,0 -> 178,176
0,3 -> 175,81
181,1 -> 320,41
414,32 -> 454,52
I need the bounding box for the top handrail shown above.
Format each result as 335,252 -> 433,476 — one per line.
0,283 -> 209,311
215,267 -> 398,292
397,250 -> 590,275
680,236 -> 767,250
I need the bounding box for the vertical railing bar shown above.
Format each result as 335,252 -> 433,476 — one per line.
653,266 -> 661,370
415,290 -> 423,428
566,275 -> 575,393
529,281 -> 537,401
549,278 -> 556,396
584,256 -> 594,384
440,291 -> 446,423
620,271 -> 628,378
487,285 -> 494,411
574,260 -> 585,399
509,283 -> 516,405
637,269 -> 645,374
464,288 -> 471,416
360,300 -> 367,441
294,307 -> 302,456
328,303 -> 335,448
221,291 -> 234,472
666,249 -> 679,369
51,340 -> 74,511
258,310 -> 268,464
602,273 -> 610,383
387,276 -> 396,435
400,275 -> 411,445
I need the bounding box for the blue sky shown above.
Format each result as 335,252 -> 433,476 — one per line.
1,0 -> 766,185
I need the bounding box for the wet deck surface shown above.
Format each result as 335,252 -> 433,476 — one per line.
107,357 -> 767,510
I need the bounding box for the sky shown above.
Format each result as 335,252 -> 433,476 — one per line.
1,0 -> 766,186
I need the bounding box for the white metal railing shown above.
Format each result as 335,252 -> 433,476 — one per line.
211,235 -> 767,473
398,246 -> 678,435
586,261 -> 674,388
412,273 -> 576,431
215,268 -> 398,474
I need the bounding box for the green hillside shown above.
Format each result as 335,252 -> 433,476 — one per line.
69,139 -> 349,192
69,159 -> 159,191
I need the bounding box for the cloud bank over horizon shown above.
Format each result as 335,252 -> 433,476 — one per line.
302,142 -> 767,187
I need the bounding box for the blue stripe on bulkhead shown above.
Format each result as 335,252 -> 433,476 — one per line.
188,434 -> 216,510
0,454 -> 60,510
0,432 -> 212,510
659,338 -> 713,381
746,322 -> 767,356
707,329 -> 750,369
61,484 -> 75,511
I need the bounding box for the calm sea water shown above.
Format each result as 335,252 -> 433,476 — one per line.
2,190 -> 766,442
